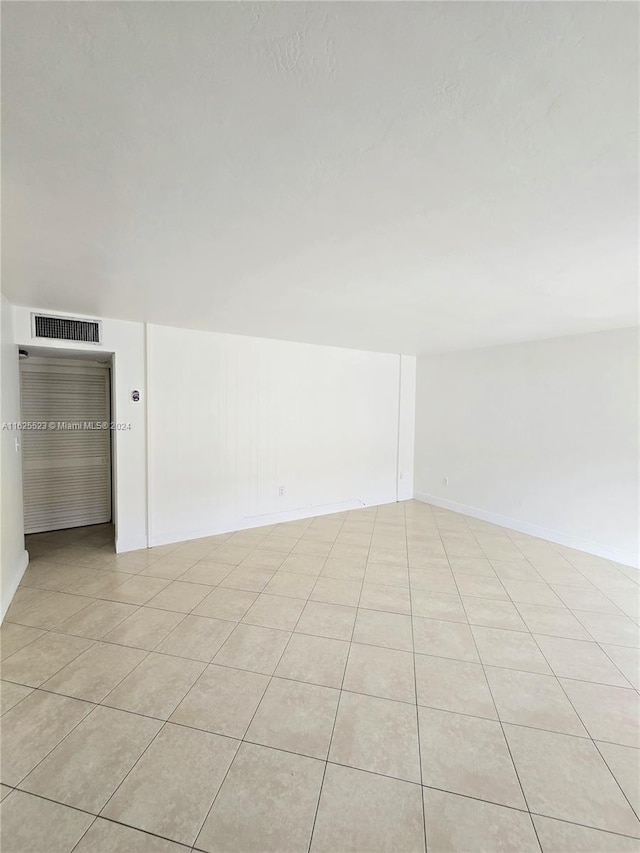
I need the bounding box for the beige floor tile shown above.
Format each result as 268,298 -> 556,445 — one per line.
145,580 -> 212,613
104,652 -> 205,719
179,560 -> 235,585
21,706 -> 162,812
367,534 -> 408,568
573,610 -> 640,647
102,723 -> 239,846
533,815 -> 640,852
56,600 -> 138,639
102,607 -> 184,650
343,643 -> 415,703
170,664 -> 269,738
260,536 -> 300,553
1,632 -> 94,687
442,536 -> 484,559
409,569 -> 457,594
0,785 -> 10,802
205,544 -> 253,565
330,544 -> 369,565
263,572 -> 316,599
219,565 -> 276,593
4,586 -> 54,620
501,579 -> 562,606
22,562 -> 96,592
293,539 -> 333,558
140,555 -> 197,580
246,677 -> 339,759
560,679 -> 640,747
491,561 -> 544,582
551,584 -> 623,614
463,597 -> 527,630
423,788 -> 539,852
295,601 -> 356,641
43,641 -> 147,702
63,570 -> 133,597
0,680 -> 33,715
448,556 -> 496,577
596,741 -> 640,815
154,614 -> 235,661
516,603 -> 592,640
75,817 -> 187,852
419,706 -> 525,808
455,575 -> 509,601
320,557 -> 366,582
364,563 -> 410,588
486,667 -> 586,736
242,593 -> 306,631
242,549 -> 290,570
352,609 -> 413,651
212,623 -> 291,675
1,690 -> 93,785
0,622 -> 45,660
0,790 -> 93,853
415,654 -> 496,718
310,577 -> 362,607
193,586 -> 257,621
197,742 -> 324,853
472,626 -> 552,674
601,644 -> 640,690
12,591 -> 94,629
413,617 -> 479,662
329,691 -> 421,782
310,763 -> 425,853
171,541 -> 219,560
410,590 -> 467,622
280,553 -> 326,576
359,583 -> 411,615
110,550 -> 164,572
505,725 -> 640,835
275,633 -> 349,688
536,635 -> 631,686
104,576 -> 171,605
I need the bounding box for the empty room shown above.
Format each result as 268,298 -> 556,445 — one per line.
0,2 -> 638,852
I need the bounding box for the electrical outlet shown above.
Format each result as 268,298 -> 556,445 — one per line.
442,477 -> 448,486
278,486 -> 285,496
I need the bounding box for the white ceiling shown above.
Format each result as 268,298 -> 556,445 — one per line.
2,2 -> 637,355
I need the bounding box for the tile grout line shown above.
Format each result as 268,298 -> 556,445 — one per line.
303,507 -> 369,853
405,502 -> 429,853
446,515 -> 544,852
190,512 -> 350,853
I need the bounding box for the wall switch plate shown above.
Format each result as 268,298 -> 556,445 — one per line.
442,477 -> 448,486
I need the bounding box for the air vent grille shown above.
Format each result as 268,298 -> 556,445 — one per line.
32,314 -> 101,344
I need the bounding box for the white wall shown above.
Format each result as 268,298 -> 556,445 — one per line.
414,327 -> 640,566
147,324 -> 414,545
1,295 -> 29,618
12,306 -> 147,553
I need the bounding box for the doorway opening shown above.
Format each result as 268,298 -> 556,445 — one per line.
19,348 -> 115,548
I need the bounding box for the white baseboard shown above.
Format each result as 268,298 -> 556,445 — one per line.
148,495 -> 398,549
414,493 -> 639,568
1,548 -> 29,622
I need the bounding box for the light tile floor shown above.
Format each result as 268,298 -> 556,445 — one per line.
1,500 -> 639,852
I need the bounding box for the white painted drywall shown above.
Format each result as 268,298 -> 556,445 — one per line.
414,328 -> 640,566
11,306 -> 147,553
1,295 -> 29,619
147,324 -> 413,545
